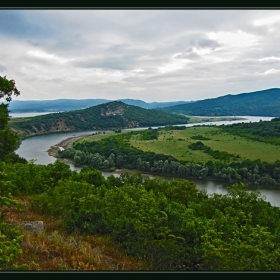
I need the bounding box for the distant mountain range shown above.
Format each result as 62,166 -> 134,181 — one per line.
9,101 -> 190,137
7,98 -> 193,113
7,88 -> 280,117
159,88 -> 280,117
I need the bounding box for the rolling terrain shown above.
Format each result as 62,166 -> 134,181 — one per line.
8,101 -> 190,137
57,119 -> 280,186
74,120 -> 280,165
160,88 -> 280,117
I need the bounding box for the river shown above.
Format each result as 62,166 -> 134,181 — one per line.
15,115 -> 280,207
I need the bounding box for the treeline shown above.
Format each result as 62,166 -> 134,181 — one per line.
1,159 -> 280,270
221,118 -> 280,145
160,88 -> 280,117
58,130 -> 280,185
188,141 -> 240,161
59,133 -> 176,171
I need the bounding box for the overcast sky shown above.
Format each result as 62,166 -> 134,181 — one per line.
1,9 -> 280,102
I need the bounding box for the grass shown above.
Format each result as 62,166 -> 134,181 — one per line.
0,196 -> 149,271
132,126 -> 280,163
130,127 -> 214,162
75,131 -> 115,144
75,126 -> 280,164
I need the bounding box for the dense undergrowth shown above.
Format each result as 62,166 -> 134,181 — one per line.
1,160 -> 280,270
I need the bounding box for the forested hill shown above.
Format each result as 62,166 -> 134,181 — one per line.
9,101 -> 190,136
160,88 -> 280,117
221,117 -> 280,145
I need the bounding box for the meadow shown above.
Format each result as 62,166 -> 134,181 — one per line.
77,126 -> 280,164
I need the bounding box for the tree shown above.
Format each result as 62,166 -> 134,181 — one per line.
0,76 -> 22,161
0,76 -> 27,270
0,76 -> 20,102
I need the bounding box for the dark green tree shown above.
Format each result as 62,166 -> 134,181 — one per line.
0,76 -> 22,162
0,76 -> 27,270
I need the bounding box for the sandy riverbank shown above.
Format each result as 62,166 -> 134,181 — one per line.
46,135 -> 85,157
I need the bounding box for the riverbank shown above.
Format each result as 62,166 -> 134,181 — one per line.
47,134 -> 280,187
46,135 -> 85,157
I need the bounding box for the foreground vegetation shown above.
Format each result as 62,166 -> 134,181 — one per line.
0,193 -> 148,271
1,160 -> 280,270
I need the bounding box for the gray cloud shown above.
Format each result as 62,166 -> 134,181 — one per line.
48,78 -> 65,83
72,55 -> 139,70
0,10 -> 280,102
190,38 -> 221,49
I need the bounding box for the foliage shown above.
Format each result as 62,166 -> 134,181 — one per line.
2,76 -> 280,270
163,125 -> 187,130
188,141 -> 239,161
160,88 -> 280,117
0,76 -> 23,162
190,135 -> 211,140
0,76 -> 27,270
0,219 -> 27,270
8,101 -> 190,135
26,167 -> 280,270
0,176 -> 26,271
1,148 -> 280,270
139,128 -> 159,140
0,76 -> 20,102
59,131 -> 280,185
221,118 -> 280,146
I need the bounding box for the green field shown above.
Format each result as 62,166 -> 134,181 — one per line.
131,126 -> 280,163
76,131 -> 116,143
76,126 -> 280,164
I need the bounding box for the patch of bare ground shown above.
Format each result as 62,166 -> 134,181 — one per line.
0,197 -> 149,271
46,135 -> 85,157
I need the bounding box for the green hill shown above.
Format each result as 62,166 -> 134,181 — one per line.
160,88 -> 280,117
9,101 -> 190,137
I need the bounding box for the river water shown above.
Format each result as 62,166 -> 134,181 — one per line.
15,115 -> 280,207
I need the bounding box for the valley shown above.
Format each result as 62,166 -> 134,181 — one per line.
56,118 -> 280,187
2,75 -> 280,271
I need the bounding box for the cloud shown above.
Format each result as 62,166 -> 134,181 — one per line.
262,68 -> 280,75
208,30 -> 259,49
253,16 -> 280,26
48,78 -> 65,83
72,55 -> 138,70
259,56 -> 280,61
0,10 -> 279,102
27,50 -> 69,64
189,38 -> 221,51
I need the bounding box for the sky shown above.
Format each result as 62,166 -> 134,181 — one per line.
1,9 -> 280,102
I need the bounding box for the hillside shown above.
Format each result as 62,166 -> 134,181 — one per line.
8,101 -> 190,137
160,88 -> 280,117
7,98 -> 191,113
221,117 -> 280,145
